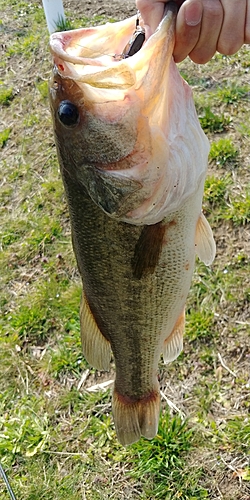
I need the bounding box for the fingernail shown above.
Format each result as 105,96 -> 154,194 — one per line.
185,4 -> 202,26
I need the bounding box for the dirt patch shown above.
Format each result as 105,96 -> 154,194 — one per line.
64,0 -> 136,20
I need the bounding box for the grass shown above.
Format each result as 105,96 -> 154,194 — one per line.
215,83 -> 250,105
209,138 -> 238,165
204,173 -> 232,205
128,415 -> 209,500
0,128 -> 11,148
0,1 -> 250,499
226,187 -> 250,225
0,86 -> 13,105
198,106 -> 231,133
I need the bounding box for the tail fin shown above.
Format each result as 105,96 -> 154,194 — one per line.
112,387 -> 161,445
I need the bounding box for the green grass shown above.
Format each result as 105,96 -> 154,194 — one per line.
0,127 -> 11,148
0,86 -> 13,105
226,187 -> 250,225
204,173 -> 232,205
0,1 -> 250,499
215,83 -> 250,105
54,15 -> 74,32
198,106 -> 231,133
209,138 -> 238,165
185,310 -> 215,342
128,414 -> 209,499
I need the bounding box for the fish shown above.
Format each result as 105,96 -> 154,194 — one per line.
49,2 -> 216,446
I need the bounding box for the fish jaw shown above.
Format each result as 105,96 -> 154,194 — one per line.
48,5 -> 210,224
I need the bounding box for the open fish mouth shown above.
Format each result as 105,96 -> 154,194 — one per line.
50,15 -> 147,86
50,9 -> 147,65
50,2 -> 176,89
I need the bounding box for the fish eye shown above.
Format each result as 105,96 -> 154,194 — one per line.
57,100 -> 79,127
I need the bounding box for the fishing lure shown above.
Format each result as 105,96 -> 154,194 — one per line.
113,11 -> 145,60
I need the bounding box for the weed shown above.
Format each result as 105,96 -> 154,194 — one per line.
0,396 -> 50,462
0,128 -> 11,148
23,114 -> 40,127
199,107 -> 231,133
0,86 -> 13,105
237,120 -> 250,137
128,413 -> 208,499
185,310 -> 215,342
209,138 -> 238,165
204,174 -> 232,205
47,333 -> 84,378
218,417 -> 250,452
5,32 -> 43,58
226,187 -> 250,225
216,83 -> 250,104
55,15 -> 74,32
36,80 -> 48,100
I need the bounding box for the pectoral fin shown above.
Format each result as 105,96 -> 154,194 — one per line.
195,212 -> 216,266
80,292 -> 111,371
163,310 -> 185,363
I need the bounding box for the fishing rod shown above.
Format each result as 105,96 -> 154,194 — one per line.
0,463 -> 17,500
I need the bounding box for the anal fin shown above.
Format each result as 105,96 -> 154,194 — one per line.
80,292 -> 111,371
112,387 -> 161,446
195,212 -> 216,266
163,310 -> 185,363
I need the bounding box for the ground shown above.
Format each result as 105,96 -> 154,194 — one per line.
0,1 -> 249,499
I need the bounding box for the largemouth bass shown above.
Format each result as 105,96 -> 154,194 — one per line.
49,3 -> 216,445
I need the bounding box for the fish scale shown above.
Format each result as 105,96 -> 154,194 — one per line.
49,3 -> 216,445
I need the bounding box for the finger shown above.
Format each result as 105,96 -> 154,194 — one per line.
173,0 -> 203,62
245,0 -> 250,42
188,0 -> 223,63
217,0 -> 246,54
136,0 -> 165,38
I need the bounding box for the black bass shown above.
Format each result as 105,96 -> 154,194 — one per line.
49,3 -> 216,445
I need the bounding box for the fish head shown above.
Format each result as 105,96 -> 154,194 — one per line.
49,4 -> 209,223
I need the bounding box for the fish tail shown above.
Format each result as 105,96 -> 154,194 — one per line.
80,292 -> 111,371
112,387 -> 161,446
163,309 -> 185,363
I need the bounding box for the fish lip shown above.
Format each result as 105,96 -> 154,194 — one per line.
49,29 -> 108,67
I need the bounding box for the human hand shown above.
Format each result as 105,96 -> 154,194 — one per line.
136,0 -> 250,63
